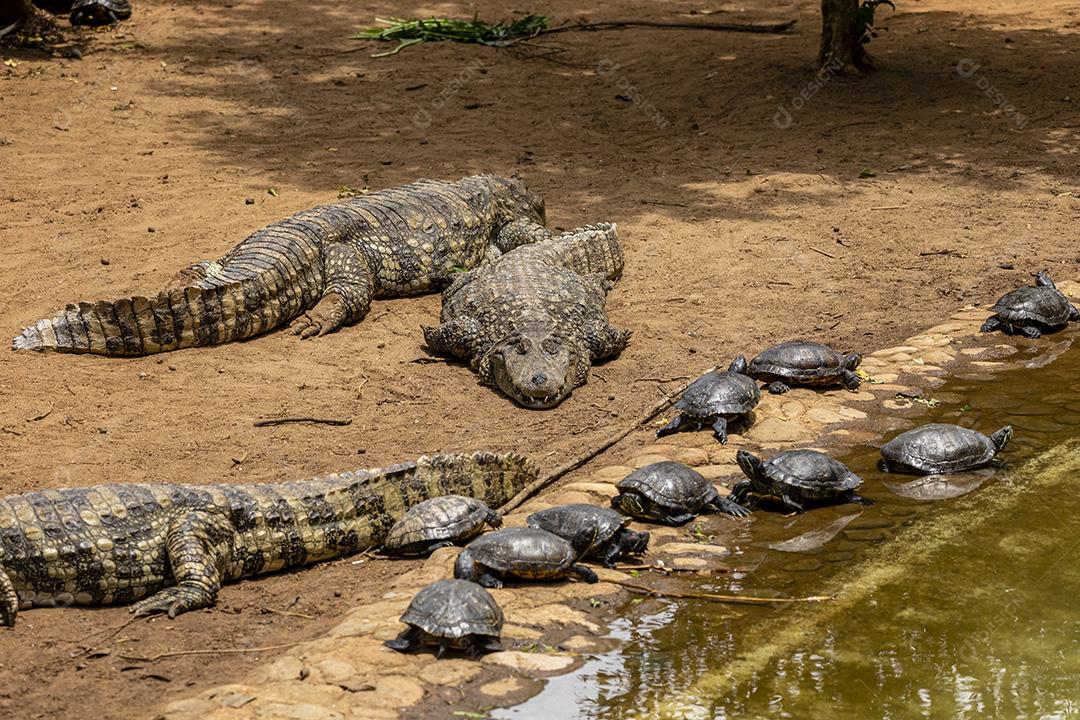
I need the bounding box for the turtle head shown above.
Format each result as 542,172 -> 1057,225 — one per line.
617,528 -> 650,556
990,425 -> 1013,452
728,355 -> 748,374
1035,271 -> 1057,289
611,492 -> 647,520
843,352 -> 862,370
487,332 -> 582,410
736,450 -> 764,483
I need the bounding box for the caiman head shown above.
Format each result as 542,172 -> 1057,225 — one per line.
493,176 -> 546,226
482,332 -> 587,410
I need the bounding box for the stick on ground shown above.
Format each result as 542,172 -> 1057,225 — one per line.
253,417 -> 352,427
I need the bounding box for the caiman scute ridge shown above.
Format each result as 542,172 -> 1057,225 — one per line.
0,452 -> 536,625
14,175 -> 550,356
423,222 -> 631,409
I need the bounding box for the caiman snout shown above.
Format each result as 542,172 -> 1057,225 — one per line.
531,372 -> 548,386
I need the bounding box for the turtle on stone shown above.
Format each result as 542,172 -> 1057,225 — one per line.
453,527 -> 598,589
732,449 -> 871,514
611,461 -> 750,525
383,495 -> 502,556
981,271 -> 1079,339
656,355 -> 761,443
384,579 -> 503,659
70,0 -> 131,26
526,504 -> 649,567
880,423 -> 1012,475
747,340 -> 862,394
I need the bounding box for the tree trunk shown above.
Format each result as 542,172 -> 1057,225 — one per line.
819,0 -> 871,72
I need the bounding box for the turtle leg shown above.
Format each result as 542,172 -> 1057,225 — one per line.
709,495 -> 752,518
477,572 -> 504,590
660,512 -> 697,525
435,641 -> 449,659
1021,325 -> 1042,339
728,481 -> 753,505
383,627 -> 421,654
779,495 -> 805,514
766,381 -> 790,395
466,635 -> 502,659
711,417 -> 729,444
571,564 -> 599,584
846,492 -> 875,507
840,369 -> 861,391
656,413 -> 688,438
598,542 -> 622,568
1069,304 -> 1080,322
980,316 -> 1001,334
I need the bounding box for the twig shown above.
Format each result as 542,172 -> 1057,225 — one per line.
26,404 -> 53,422
640,199 -> 689,208
633,375 -> 691,383
869,205 -> 902,210
609,577 -> 833,605
809,247 -> 836,259
918,249 -> 956,257
120,642 -> 302,663
499,369 -> 714,512
253,417 -> 351,427
534,19 -> 797,37
259,606 -> 314,620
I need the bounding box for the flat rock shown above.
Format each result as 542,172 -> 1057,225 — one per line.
667,556 -> 708,570
479,676 -> 539,699
313,659 -> 358,685
694,464 -> 735,481
259,703 -> 345,720
561,482 -> 617,497
780,400 -> 806,418
592,465 -> 633,482
671,447 -> 710,466
660,542 -> 730,556
418,659 -> 482,686
631,454 -> 672,468
482,650 -> 577,676
745,416 -> 811,443
806,407 -> 846,424
161,698 -> 218,719
365,674 -> 426,711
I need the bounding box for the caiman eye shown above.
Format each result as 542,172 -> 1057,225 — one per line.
514,337 -> 532,355
541,338 -> 560,355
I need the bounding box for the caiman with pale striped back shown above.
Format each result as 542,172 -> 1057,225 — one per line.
13,175 -> 550,356
0,452 -> 537,625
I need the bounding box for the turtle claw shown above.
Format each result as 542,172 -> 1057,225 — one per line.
766,381 -> 790,395
1021,325 -> 1042,339
572,564 -> 599,584
980,317 -> 1001,334
712,495 -> 751,518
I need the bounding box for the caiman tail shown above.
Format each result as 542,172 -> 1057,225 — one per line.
525,222 -> 623,280
13,216 -> 326,356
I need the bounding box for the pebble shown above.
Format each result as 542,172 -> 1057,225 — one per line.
482,651 -> 577,675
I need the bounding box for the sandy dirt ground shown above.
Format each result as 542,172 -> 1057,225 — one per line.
0,0 -> 1077,717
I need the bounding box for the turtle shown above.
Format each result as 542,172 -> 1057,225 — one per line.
383,579 -> 503,659
383,495 -> 502,556
70,0 -> 131,26
453,527 -> 598,589
732,449 -> 872,514
980,271 -> 1079,338
610,461 -> 750,525
747,340 -> 862,394
656,355 -> 761,443
526,504 -> 650,567
880,423 -> 1012,475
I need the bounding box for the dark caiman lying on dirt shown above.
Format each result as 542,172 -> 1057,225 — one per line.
423,223 -> 631,408
0,452 -> 535,625
14,175 -> 550,355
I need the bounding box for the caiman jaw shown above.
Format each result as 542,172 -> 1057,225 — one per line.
489,351 -> 575,410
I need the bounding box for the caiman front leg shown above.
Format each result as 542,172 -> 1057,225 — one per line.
129,511 -> 234,619
493,218 -> 552,253
290,243 -> 375,339
585,322 -> 632,362
422,318 -> 483,360
0,567 -> 18,627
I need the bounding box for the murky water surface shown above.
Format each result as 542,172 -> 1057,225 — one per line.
498,340 -> 1080,719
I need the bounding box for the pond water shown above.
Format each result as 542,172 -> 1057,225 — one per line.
496,338 -> 1080,719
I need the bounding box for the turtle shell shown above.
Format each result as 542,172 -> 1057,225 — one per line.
400,579 -> 503,640
526,504 -> 629,554
989,286 -> 1071,327
71,0 -> 132,25
384,495 -> 497,554
881,423 -> 1000,474
760,450 -> 862,500
676,369 -> 761,418
749,340 -> 847,382
617,461 -> 717,514
465,527 -> 577,578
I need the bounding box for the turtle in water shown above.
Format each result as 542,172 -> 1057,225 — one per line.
453,527 -> 598,589
981,271 -> 1079,338
747,340 -> 862,394
526,504 -> 650,567
384,579 -> 503,659
611,461 -> 750,525
70,0 -> 131,25
880,423 -> 1012,475
732,449 -> 871,514
656,355 -> 761,443
383,495 -> 502,556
